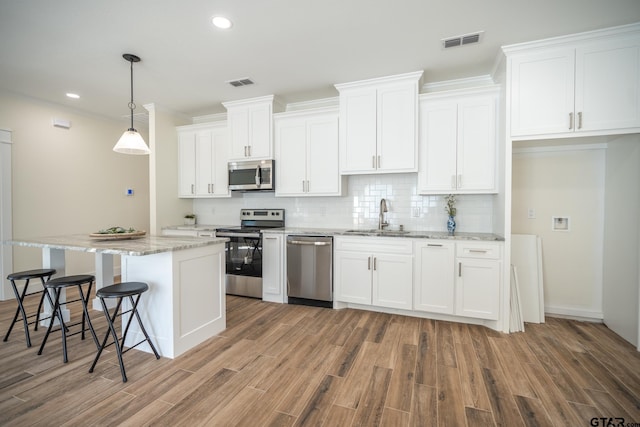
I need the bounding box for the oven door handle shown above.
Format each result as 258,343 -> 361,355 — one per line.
216,232 -> 261,239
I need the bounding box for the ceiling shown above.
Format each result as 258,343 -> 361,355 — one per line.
1,1 -> 639,124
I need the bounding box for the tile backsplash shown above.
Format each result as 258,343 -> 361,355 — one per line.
193,173 -> 495,232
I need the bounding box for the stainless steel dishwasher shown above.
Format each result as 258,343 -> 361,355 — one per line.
286,235 -> 333,308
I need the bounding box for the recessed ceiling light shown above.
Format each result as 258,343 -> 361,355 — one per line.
66,93 -> 80,99
212,16 -> 232,29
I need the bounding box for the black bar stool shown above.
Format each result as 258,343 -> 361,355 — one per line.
3,268 -> 56,347
89,282 -> 160,382
37,274 -> 100,362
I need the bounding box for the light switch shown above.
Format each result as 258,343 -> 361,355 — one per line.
527,208 -> 536,219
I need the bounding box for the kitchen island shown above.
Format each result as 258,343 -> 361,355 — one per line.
4,234 -> 228,358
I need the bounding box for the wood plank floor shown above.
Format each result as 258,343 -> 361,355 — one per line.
1,291 -> 639,426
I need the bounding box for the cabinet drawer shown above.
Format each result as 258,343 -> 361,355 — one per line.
334,236 -> 412,254
456,242 -> 501,259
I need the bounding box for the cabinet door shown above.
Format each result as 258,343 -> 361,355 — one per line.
178,131 -> 196,197
372,253 -> 413,310
307,115 -> 340,195
228,106 -> 250,160
509,48 -> 575,137
334,251 -> 372,305
457,95 -> 496,192
418,100 -> 458,193
195,131 -> 214,197
377,83 -> 418,172
275,118 -> 307,196
248,103 -> 272,159
414,242 -> 455,314
576,39 -> 640,132
339,88 -> 377,173
211,127 -> 230,197
456,258 -> 500,320
263,234 -> 284,302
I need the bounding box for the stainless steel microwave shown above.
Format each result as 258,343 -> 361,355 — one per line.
228,159 -> 274,191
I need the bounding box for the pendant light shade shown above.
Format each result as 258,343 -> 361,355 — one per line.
113,53 -> 150,155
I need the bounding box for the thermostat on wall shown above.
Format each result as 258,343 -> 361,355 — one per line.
552,216 -> 570,231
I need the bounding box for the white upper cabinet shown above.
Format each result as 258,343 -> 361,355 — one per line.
177,122 -> 230,198
335,71 -> 422,174
418,87 -> 498,194
506,24 -> 640,139
274,108 -> 342,197
223,95 -> 275,161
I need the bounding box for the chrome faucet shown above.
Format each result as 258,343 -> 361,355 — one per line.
379,198 -> 389,230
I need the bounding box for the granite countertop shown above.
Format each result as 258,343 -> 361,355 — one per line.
3,234 -> 228,256
162,224 -> 229,231
263,227 -> 504,242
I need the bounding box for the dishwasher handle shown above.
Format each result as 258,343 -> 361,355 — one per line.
288,240 -> 332,246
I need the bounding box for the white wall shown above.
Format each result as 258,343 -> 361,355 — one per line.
602,134 -> 640,346
146,104 -> 191,235
0,91 -> 150,276
191,173 -> 498,233
512,142 -> 606,319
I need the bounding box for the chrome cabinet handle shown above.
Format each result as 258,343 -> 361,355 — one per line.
372,156 -> 376,169
248,145 -> 251,157
427,243 -> 443,247
569,112 -> 573,130
368,256 -> 371,270
302,180 -> 305,192
373,257 -> 377,271
458,262 -> 462,277
469,249 -> 488,253
377,155 -> 381,169
306,180 -> 310,193
191,184 -> 194,194
577,112 -> 582,129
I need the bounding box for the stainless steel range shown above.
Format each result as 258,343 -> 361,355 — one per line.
215,209 -> 285,298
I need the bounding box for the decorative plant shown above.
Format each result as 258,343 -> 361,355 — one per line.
444,194 -> 457,217
184,213 -> 196,219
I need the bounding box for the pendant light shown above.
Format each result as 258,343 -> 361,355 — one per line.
113,53 -> 150,155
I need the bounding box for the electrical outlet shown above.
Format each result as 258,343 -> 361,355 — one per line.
527,208 -> 536,219
412,207 -> 421,218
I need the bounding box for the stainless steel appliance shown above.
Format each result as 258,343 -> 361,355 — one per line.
228,159 -> 274,191
216,209 -> 284,298
286,235 -> 333,308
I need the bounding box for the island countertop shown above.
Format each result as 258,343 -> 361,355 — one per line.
4,234 -> 228,256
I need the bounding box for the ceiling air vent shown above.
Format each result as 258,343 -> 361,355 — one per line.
227,78 -> 254,87
442,31 -> 484,49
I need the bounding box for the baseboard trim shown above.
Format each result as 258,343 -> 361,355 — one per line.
545,305 -> 603,322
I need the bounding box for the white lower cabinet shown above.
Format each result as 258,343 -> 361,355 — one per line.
262,233 -> 285,303
334,237 -> 413,309
413,241 -> 455,314
336,237 -> 503,323
455,242 -> 501,320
